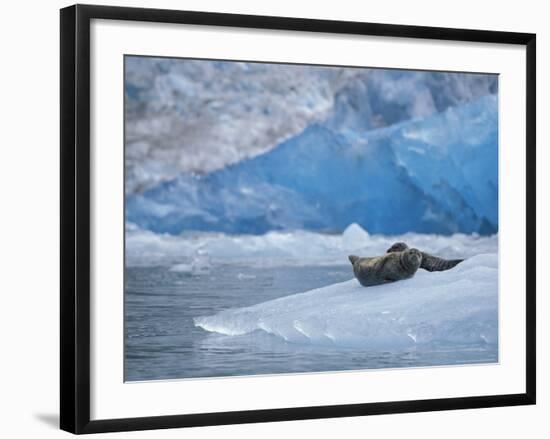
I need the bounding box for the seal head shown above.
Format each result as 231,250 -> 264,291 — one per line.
401,248 -> 422,271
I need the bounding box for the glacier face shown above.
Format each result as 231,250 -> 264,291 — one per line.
126,95 -> 498,236
194,253 -> 498,348
125,57 -> 497,194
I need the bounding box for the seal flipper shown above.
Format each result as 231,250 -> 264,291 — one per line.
420,253 -> 464,272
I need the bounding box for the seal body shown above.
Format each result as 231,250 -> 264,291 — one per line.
348,248 -> 422,287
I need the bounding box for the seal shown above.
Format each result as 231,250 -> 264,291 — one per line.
385,242 -> 464,272
348,248 -> 422,287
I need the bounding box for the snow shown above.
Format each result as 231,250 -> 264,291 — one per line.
194,253 -> 498,348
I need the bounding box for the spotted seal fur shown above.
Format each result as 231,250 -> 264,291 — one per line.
348,248 -> 422,287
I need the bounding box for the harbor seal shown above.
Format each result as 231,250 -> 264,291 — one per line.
385,242 -> 464,272
348,248 -> 422,287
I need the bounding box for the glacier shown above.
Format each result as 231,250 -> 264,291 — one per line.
125,58 -> 497,193
194,253 -> 498,349
126,95 -> 498,236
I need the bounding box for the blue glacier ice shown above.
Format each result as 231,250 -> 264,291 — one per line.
126,94 -> 498,236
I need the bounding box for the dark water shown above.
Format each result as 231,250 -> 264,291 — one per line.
125,264 -> 497,381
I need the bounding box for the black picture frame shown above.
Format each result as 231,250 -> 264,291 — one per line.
60,4 -> 536,434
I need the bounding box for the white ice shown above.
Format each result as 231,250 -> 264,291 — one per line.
126,222 -> 497,269
194,253 -> 498,348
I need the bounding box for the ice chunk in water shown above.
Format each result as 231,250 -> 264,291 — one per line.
194,254 -> 498,348
342,223 -> 370,249
169,249 -> 211,274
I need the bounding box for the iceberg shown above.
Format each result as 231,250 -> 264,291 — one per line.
127,95 -> 498,236
194,253 -> 498,348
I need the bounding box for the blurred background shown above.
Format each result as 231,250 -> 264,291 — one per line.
125,57 -> 498,238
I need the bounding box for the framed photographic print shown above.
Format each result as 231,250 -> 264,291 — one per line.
60,4 -> 536,434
